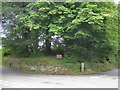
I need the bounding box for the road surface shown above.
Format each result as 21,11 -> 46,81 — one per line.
0,66 -> 119,88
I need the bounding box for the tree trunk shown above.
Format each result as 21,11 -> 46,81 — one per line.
45,30 -> 52,55
34,31 -> 39,53
45,39 -> 52,55
45,15 -> 52,55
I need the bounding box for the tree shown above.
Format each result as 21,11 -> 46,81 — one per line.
49,2 -> 118,63
2,2 -> 30,56
19,2 -> 57,55
2,1 -> 118,63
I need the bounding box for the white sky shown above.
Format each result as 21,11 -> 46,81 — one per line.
114,0 -> 120,3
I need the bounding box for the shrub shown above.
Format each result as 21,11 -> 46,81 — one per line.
2,47 -> 12,56
52,45 -> 65,56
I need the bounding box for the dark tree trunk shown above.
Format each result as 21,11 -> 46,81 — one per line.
45,30 -> 52,55
45,39 -> 52,55
44,14 -> 52,55
34,31 -> 39,53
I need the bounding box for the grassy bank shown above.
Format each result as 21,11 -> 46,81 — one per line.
2,55 -> 118,75
3,56 -> 80,75
0,49 -> 2,65
0,60 -> 2,65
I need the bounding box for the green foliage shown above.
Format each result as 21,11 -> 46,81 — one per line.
64,52 -> 80,63
0,49 -> 2,65
52,45 -> 64,55
2,2 -> 118,66
2,47 -> 12,56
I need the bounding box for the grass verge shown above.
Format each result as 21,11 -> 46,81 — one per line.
3,56 -> 118,75
0,49 -> 2,65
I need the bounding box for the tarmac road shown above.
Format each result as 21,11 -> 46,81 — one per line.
0,66 -> 119,88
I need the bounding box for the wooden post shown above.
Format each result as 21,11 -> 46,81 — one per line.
81,62 -> 85,72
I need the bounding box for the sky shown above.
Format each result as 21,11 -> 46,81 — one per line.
114,0 -> 120,3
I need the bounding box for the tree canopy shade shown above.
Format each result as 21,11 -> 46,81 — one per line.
2,2 -> 118,64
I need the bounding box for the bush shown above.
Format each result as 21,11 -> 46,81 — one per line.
2,47 -> 12,56
52,45 -> 65,56
64,52 -> 82,63
29,51 -> 45,58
